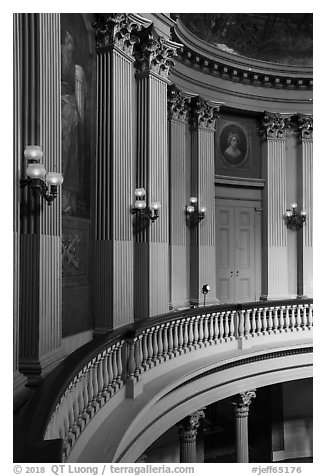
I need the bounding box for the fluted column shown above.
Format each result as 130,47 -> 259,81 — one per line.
13,13 -> 28,403
295,115 -> 313,297
189,98 -> 222,306
133,26 -> 181,319
18,14 -> 64,385
92,14 -> 150,331
179,410 -> 205,463
232,390 -> 256,463
259,112 -> 291,300
167,85 -> 194,309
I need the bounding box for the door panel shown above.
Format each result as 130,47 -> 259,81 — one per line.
216,202 -> 257,303
216,206 -> 235,303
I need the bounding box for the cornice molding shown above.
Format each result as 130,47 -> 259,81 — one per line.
172,19 -> 312,91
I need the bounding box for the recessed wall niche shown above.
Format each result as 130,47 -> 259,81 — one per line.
215,114 -> 261,179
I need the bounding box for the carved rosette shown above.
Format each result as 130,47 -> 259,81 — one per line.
167,84 -> 193,123
259,111 -> 291,140
231,390 -> 256,418
134,26 -> 182,79
294,113 -> 313,141
93,13 -> 143,55
190,97 -> 221,131
179,410 -> 205,439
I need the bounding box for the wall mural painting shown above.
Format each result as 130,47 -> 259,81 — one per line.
61,14 -> 92,218
219,123 -> 248,168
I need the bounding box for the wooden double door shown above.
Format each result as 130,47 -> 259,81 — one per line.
216,199 -> 261,303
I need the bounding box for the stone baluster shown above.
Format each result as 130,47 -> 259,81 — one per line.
290,306 -> 296,331
107,348 -> 114,396
307,305 -> 313,329
219,312 -> 225,342
203,315 -> 209,346
268,308 -> 274,333
231,390 -> 256,463
279,307 -> 285,332
230,311 -> 236,340
188,318 -> 195,350
224,312 -> 230,341
251,309 -> 257,336
178,320 -> 184,353
256,309 -> 262,335
238,310 -> 245,338
116,342 -> 124,387
157,326 -> 164,362
142,333 -> 149,370
183,319 -> 190,352
284,306 -> 290,331
162,324 -> 169,360
193,316 -> 199,348
198,316 -> 204,347
296,306 -> 303,331
147,330 -> 154,367
152,328 -> 159,364
137,336 -> 144,373
273,307 -> 279,333
167,324 -> 174,358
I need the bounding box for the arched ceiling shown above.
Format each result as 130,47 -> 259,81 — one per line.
180,13 -> 313,66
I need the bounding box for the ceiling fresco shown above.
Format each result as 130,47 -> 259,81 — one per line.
180,13 -> 313,66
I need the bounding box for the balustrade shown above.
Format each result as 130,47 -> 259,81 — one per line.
37,299 -> 313,460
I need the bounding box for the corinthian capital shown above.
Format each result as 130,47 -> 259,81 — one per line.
190,97 -> 222,131
167,85 -> 194,123
179,410 -> 205,438
259,111 -> 291,140
231,390 -> 256,417
293,113 -> 313,141
134,25 -> 182,79
93,13 -> 150,55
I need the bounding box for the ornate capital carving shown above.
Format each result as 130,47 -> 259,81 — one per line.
93,13 -> 146,55
293,113 -> 313,141
259,111 -> 291,140
134,25 -> 182,79
231,390 -> 256,418
179,410 -> 205,439
190,97 -> 222,131
167,84 -> 194,123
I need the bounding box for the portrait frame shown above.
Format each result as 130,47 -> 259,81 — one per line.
218,122 -> 249,168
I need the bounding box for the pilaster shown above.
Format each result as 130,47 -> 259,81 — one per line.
231,390 -> 256,463
189,97 -> 222,306
93,14 -> 148,331
133,26 -> 182,319
179,410 -> 205,463
167,85 -> 194,309
259,112 -> 291,300
295,114 -> 313,297
13,13 -> 28,401
18,13 -> 64,385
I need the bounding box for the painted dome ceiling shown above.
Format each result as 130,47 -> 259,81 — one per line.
179,13 -> 313,66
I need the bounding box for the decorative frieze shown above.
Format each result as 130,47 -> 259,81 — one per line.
259,111 -> 292,140
190,96 -> 221,131
93,13 -> 149,55
134,25 -> 182,79
167,84 -> 193,123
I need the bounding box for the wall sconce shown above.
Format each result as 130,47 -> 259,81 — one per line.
202,284 -> 210,306
185,197 -> 206,226
131,188 -> 161,224
283,203 -> 307,231
20,145 -> 63,205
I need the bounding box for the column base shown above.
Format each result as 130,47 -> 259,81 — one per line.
13,370 -> 30,410
20,346 -> 66,386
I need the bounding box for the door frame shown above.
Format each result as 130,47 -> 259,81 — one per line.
215,175 -> 264,302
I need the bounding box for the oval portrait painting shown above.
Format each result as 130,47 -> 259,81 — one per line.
219,123 -> 248,167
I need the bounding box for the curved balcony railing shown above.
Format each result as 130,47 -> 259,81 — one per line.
21,298 -> 313,462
